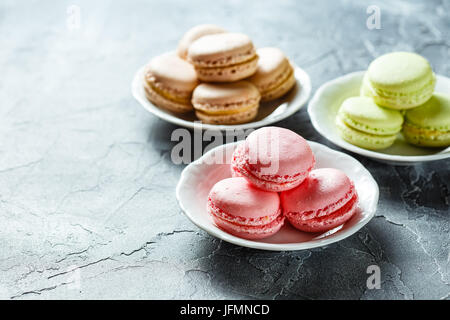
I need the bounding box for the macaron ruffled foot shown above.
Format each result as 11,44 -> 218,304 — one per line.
402,93 -> 450,147
249,47 -> 296,101
281,168 -> 358,233
336,96 -> 404,150
230,127 -> 315,192
191,81 -> 260,124
207,177 -> 284,240
361,51 -> 435,110
144,52 -> 198,113
187,33 -> 259,82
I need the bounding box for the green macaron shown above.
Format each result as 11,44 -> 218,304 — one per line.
336,96 -> 404,150
402,93 -> 450,147
362,52 -> 436,110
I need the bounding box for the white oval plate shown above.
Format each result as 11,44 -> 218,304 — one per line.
176,141 -> 379,251
308,71 -> 450,165
132,64 -> 311,131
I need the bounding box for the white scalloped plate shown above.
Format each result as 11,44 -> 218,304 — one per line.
176,141 -> 379,251
132,64 -> 311,131
308,71 -> 450,165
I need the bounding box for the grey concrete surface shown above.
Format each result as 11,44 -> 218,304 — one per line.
0,0 -> 448,299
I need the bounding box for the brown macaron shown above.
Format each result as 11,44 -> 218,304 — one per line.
177,24 -> 226,60
249,47 -> 296,101
192,81 -> 260,124
144,52 -> 199,113
187,33 -> 259,82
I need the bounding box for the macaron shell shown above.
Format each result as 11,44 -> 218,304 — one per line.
404,93 -> 450,130
210,213 -> 284,240
249,47 -> 290,88
192,81 -> 260,124
286,194 -> 358,233
366,52 -> 436,109
207,177 -> 283,240
193,56 -> 259,82
143,80 -> 193,113
336,114 -> 396,150
231,142 -> 306,191
281,168 -> 354,216
232,163 -> 307,192
208,177 -> 280,219
368,52 -> 433,90
402,122 -> 450,147
147,52 -> 198,92
244,127 -> 315,177
339,96 -> 403,135
367,78 -> 435,110
280,168 -> 358,233
249,47 -> 296,101
177,24 -> 226,60
188,33 -> 256,67
230,133 -> 314,192
402,93 -> 450,147
258,68 -> 296,102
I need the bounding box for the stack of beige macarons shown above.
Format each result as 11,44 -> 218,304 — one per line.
143,24 -> 297,125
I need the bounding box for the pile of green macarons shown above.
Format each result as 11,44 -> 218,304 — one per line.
336,51 -> 450,150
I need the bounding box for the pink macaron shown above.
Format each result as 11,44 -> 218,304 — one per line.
207,177 -> 284,240
231,127 -> 315,192
280,168 -> 358,233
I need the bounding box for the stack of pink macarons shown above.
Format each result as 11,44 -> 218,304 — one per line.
207,127 -> 359,240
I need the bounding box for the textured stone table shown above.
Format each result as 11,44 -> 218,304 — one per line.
0,0 -> 448,299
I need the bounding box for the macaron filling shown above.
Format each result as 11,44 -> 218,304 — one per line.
286,194 -> 358,232
231,162 -> 308,191
193,98 -> 260,115
339,114 -> 398,135
335,115 -> 396,148
210,212 -> 285,237
193,55 -> 259,82
338,96 -> 403,135
285,183 -> 356,222
189,48 -> 257,68
367,76 -> 436,107
208,202 -> 284,237
196,104 -> 258,116
403,122 -> 450,144
208,198 -> 282,227
145,77 -> 192,104
231,142 -> 314,186
256,64 -> 294,94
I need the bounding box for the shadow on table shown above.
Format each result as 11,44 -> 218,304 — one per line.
193,223 -> 395,300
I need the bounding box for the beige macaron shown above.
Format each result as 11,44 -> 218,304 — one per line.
177,24 -> 226,60
187,33 -> 259,82
144,52 -> 199,113
192,81 -> 260,124
249,47 -> 296,101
